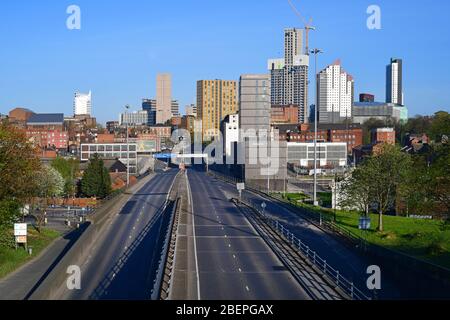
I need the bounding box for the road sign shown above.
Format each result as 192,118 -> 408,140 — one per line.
237,183 -> 245,191
14,223 -> 27,236
359,217 -> 371,230
15,236 -> 27,244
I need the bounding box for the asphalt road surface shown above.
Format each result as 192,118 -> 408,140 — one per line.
62,169 -> 178,300
188,169 -> 311,300
209,172 -> 410,299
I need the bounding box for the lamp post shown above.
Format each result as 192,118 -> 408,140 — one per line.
311,48 -> 323,207
125,105 -> 130,188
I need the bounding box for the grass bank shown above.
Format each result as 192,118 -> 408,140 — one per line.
283,193 -> 450,269
0,228 -> 60,279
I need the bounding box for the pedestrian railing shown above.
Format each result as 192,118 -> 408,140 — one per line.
240,195 -> 370,301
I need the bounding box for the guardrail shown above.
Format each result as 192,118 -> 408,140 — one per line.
29,174 -> 157,300
90,200 -> 170,300
241,195 -> 370,301
211,170 -> 450,299
150,198 -> 180,300
208,170 -> 368,249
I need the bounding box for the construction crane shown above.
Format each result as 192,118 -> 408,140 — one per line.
287,0 -> 315,55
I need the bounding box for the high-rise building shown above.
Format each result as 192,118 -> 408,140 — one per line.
239,74 -> 271,133
156,74 -> 172,124
197,80 -> 237,141
268,28 -> 309,124
317,60 -> 354,124
74,91 -> 92,116
185,104 -> 197,117
386,58 -> 403,106
239,74 -> 287,191
142,99 -> 157,126
171,100 -> 180,117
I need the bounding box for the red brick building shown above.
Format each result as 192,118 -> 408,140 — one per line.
371,128 -> 396,145
26,113 -> 68,150
149,126 -> 172,139
97,133 -> 115,144
9,107 -> 35,122
26,129 -> 68,149
271,105 -> 300,125
275,123 -> 363,154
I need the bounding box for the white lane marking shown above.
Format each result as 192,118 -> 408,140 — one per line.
187,171 -> 201,301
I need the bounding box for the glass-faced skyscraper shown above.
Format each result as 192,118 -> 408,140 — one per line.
386,58 -> 404,106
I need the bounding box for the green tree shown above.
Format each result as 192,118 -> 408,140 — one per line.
427,143 -> 450,218
362,117 -> 399,144
430,111 -> 450,142
403,115 -> 433,137
0,123 -> 41,243
339,167 -> 373,217
34,166 -> 65,232
81,154 -> 112,198
0,123 -> 41,202
0,200 -> 21,247
365,144 -> 412,231
51,157 -> 80,197
342,144 -> 412,232
397,155 -> 431,216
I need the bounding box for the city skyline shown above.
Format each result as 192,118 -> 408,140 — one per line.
1,0 -> 449,124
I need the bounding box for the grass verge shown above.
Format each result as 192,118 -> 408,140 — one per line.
282,193 -> 450,269
0,228 -> 60,280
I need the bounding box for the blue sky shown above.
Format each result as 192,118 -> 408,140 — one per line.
0,0 -> 449,124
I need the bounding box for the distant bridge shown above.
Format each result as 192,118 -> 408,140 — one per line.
153,153 -> 208,160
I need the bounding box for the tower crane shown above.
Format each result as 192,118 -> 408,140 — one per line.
287,0 -> 315,55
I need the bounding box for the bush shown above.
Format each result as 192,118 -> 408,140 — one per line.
427,236 -> 447,256
0,200 -> 21,248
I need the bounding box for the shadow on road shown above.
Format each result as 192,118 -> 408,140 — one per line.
24,223 -> 90,300
89,202 -> 174,300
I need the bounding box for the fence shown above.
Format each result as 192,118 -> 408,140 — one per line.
211,171 -> 450,299
240,194 -> 370,300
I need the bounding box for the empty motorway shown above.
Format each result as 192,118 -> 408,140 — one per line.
31,169 -> 179,300
188,169 -> 311,300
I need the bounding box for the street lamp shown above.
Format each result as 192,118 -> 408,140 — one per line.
125,104 -> 130,188
311,48 -> 323,207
